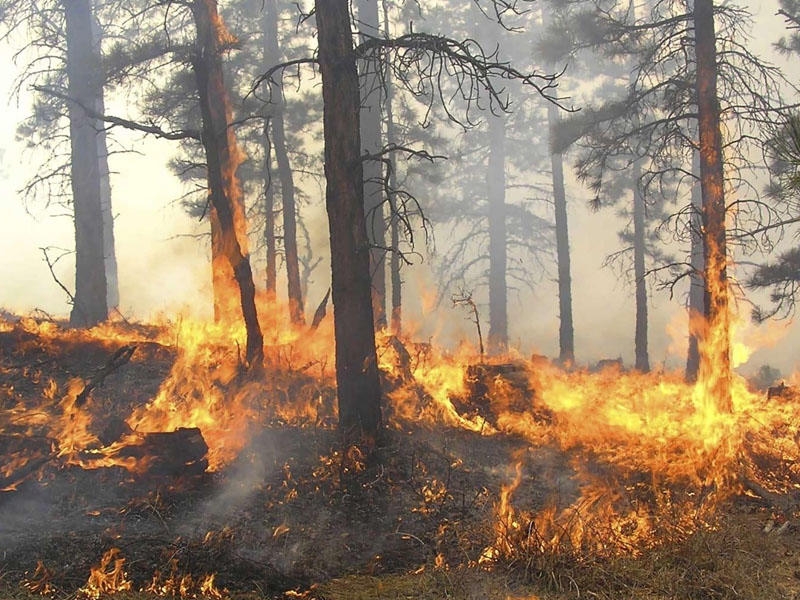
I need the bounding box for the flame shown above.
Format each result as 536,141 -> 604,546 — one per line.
78,548 -> 132,600
146,559 -> 226,599
2,277 -> 799,567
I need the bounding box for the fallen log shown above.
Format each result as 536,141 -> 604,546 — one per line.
1,427 -> 209,492
108,427 -> 209,477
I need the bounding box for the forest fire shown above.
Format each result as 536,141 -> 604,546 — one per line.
1,298 -> 798,598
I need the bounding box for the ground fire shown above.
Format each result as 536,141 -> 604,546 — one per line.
1,295 -> 799,599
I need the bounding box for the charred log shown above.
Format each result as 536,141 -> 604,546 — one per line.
107,427 -> 209,477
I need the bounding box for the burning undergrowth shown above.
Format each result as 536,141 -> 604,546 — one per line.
1,313 -> 799,598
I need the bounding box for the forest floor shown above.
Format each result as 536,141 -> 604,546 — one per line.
0,316 -> 800,600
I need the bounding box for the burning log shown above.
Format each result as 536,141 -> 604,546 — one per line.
458,362 -> 550,426
767,381 -> 795,400
591,357 -> 624,373
105,427 -> 209,477
1,427 -> 209,492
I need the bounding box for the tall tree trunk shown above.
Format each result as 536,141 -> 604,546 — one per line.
98,110 -> 118,311
694,0 -> 731,411
263,163 -> 277,298
686,147 -> 704,381
357,0 -> 387,329
548,103 -> 575,365
89,11 -> 119,311
263,0 -> 304,324
64,0 -> 108,327
202,7 -> 248,326
632,161 -> 650,372
487,115 -> 508,354
192,0 -> 263,368
261,3 -> 277,300
382,0 -> 402,335
315,0 -> 383,445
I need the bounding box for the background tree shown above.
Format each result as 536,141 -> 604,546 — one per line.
357,0 -> 388,329
545,0 -> 786,392
748,2 -> 800,319
1,0 -> 119,326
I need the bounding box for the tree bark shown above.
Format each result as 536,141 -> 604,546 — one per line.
357,0 -> 388,330
686,147 -> 704,382
191,0 -> 263,368
261,2 -> 278,300
64,0 -> 108,328
632,161 -> 650,372
381,0 -> 402,335
264,165 -> 277,298
88,12 -> 119,311
315,0 -> 383,445
263,0 -> 304,323
694,0 -> 732,411
548,103 -> 575,365
487,114 -> 508,354
200,6 -> 249,327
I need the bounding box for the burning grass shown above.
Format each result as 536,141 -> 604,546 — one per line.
1,312 -> 800,599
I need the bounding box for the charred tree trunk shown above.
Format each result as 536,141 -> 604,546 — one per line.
381,0 -> 402,335
192,0 -> 263,368
694,0 -> 731,411
487,115 -> 508,354
548,103 -> 575,365
686,148 -> 704,382
357,0 -> 387,330
315,0 -> 383,445
200,7 -> 249,327
64,0 -> 108,328
263,0 -> 304,324
632,161 -> 650,372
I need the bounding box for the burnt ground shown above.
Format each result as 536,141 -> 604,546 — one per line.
1,317 -> 800,600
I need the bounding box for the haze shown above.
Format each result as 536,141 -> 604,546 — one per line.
0,0 -> 797,377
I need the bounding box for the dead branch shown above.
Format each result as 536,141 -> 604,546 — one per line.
76,345 -> 137,407
34,85 -> 201,141
310,288 -> 331,331
40,246 -> 77,315
452,290 -> 485,359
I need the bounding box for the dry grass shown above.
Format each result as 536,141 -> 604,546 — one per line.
313,511 -> 800,600
2,511 -> 799,600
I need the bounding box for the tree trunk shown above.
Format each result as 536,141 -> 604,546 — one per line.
694,0 -> 731,411
315,0 -> 383,445
548,103 -> 575,365
64,0 -> 108,328
88,11 -> 119,312
487,115 -> 508,354
261,2 -> 278,300
98,109 -> 118,311
381,0 -> 402,335
686,147 -> 704,382
201,8 -> 249,327
264,166 -> 277,298
357,0 -> 388,330
263,0 -> 304,324
632,161 -> 650,372
191,0 -> 263,368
